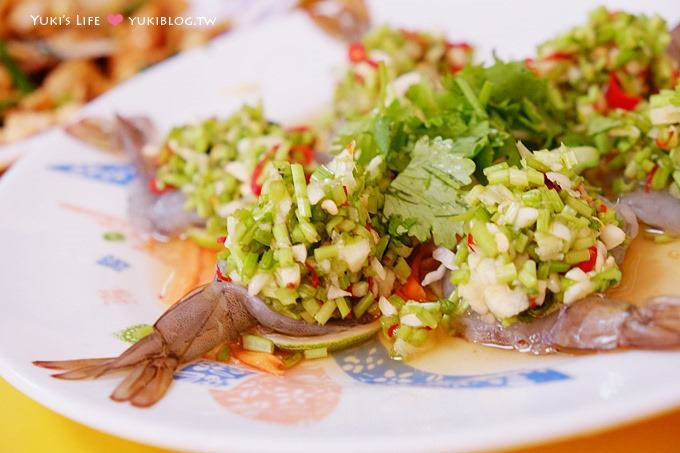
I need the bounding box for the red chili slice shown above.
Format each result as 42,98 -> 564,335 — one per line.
644,165 -> 659,193
449,64 -> 464,74
544,51 -> 574,61
365,58 -> 379,69
656,130 -> 676,150
304,261 -> 319,288
148,177 -> 174,195
387,323 -> 399,338
290,144 -> 315,166
445,41 -> 472,50
216,236 -> 227,244
348,42 -> 367,63
250,145 -> 278,196
397,275 -> 428,302
401,29 -> 424,43
467,233 -> 475,252
347,41 -> 379,68
287,125 -> 309,133
576,246 -> 598,273
446,41 -> 472,73
605,72 -> 641,111
287,125 -> 318,147
340,185 -> 349,207
544,173 -> 562,192
216,266 -> 232,282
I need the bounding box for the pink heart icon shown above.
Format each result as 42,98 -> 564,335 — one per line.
107,13 -> 123,26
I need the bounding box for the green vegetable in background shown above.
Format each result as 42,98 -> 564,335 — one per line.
0,39 -> 34,95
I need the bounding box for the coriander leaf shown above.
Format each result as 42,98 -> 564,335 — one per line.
484,61 -> 547,105
383,137 -> 475,248
448,121 -> 490,157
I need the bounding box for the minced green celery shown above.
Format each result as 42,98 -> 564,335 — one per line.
518,260 -> 537,289
353,293 -> 375,318
152,103 -> 317,245
533,7 -> 676,126
314,299 -> 337,325
565,249 -> 591,264
242,335 -> 275,354
216,345 -> 231,362
495,262 -> 517,283
452,143 -> 625,325
572,235 -> 595,251
608,81 -> 680,194
222,147 -> 408,330
393,257 -> 411,282
449,268 -> 470,285
314,245 -> 339,261
333,25 -> 474,119
304,347 -> 328,359
470,220 -> 497,257
375,235 -> 391,260
336,297 -> 351,319
302,298 -> 321,317
282,352 -> 303,368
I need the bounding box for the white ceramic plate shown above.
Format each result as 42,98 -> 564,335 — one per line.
1,1 -> 680,452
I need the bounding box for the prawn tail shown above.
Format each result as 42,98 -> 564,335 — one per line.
33,358 -> 117,380
110,356 -> 179,407
34,332 -> 167,382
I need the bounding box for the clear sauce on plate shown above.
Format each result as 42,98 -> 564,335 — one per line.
403,330 -> 571,375
608,234 -> 680,304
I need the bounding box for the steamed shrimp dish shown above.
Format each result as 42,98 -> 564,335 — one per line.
38,7 -> 680,407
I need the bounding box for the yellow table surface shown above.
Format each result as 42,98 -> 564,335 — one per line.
2,378 -> 678,453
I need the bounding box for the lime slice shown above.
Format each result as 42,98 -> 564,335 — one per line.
262,320 -> 380,352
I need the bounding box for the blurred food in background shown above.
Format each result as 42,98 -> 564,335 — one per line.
0,0 -> 229,144
299,0 -> 369,42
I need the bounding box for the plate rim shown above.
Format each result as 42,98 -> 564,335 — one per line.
2,346 -> 680,453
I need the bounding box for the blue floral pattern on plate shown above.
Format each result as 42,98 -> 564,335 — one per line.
174,361 -> 255,388
334,340 -> 570,388
50,163 -> 135,186
96,255 -> 130,272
